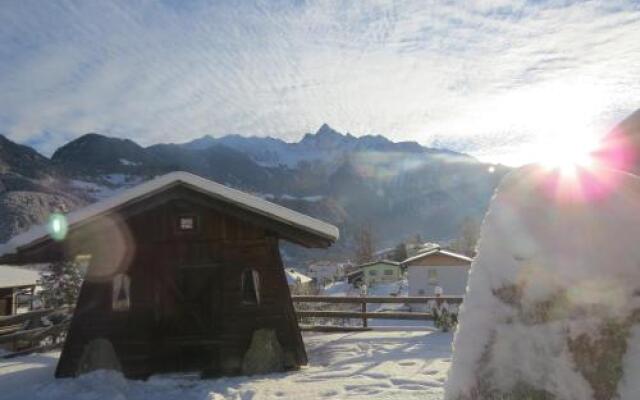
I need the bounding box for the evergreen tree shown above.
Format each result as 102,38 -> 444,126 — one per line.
392,242 -> 408,262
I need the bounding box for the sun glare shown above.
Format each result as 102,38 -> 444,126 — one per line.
535,131 -> 599,173
538,143 -> 595,171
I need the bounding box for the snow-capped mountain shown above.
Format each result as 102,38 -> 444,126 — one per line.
0,124 -> 510,262
181,123 -> 463,168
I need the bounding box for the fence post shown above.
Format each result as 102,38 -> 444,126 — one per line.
360,285 -> 368,328
361,301 -> 368,328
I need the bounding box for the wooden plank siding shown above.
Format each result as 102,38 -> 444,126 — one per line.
43,186 -> 314,379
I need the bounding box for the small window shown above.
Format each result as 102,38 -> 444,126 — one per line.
112,273 -> 131,312
369,270 -> 377,276
178,216 -> 196,231
384,269 -> 393,276
428,269 -> 438,285
418,289 -> 426,295
241,269 -> 261,305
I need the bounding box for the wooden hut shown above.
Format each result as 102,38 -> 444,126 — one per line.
0,172 -> 339,379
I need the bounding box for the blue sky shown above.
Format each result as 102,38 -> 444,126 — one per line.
1,0 -> 639,165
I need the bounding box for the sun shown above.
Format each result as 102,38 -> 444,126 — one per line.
535,133 -> 598,173
538,142 -> 595,171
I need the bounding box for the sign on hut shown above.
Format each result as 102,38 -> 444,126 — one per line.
0,172 -> 339,379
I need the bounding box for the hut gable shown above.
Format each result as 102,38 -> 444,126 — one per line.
0,172 -> 338,263
0,172 -> 338,379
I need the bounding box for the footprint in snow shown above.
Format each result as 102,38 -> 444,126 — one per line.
398,361 -> 416,366
320,389 -> 340,397
422,369 -> 438,375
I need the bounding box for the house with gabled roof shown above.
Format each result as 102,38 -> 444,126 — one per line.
403,247 -> 472,296
357,260 -> 402,287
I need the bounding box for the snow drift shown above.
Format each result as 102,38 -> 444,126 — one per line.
445,164 -> 640,400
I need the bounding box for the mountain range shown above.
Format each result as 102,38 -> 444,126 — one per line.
0,124 -> 509,264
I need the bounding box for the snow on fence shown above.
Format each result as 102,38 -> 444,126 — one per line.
0,307 -> 73,358
292,295 -> 464,330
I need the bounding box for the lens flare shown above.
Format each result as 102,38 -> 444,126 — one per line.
535,132 -> 626,204
537,136 -> 597,173
47,213 -> 69,241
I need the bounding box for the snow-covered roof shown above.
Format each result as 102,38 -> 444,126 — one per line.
0,172 -> 339,257
403,248 -> 473,265
356,260 -> 401,269
285,268 -> 312,285
0,265 -> 40,288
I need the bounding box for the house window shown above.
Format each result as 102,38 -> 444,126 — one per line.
384,269 -> 393,276
418,289 -> 426,295
241,269 -> 261,305
178,216 -> 196,231
428,269 -> 438,285
112,273 -> 131,312
368,270 -> 377,276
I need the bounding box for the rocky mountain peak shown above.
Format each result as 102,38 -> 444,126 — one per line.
316,123 -> 342,137
51,132 -> 155,176
0,134 -> 51,179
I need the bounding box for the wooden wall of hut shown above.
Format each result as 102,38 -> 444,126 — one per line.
55,187 -> 307,378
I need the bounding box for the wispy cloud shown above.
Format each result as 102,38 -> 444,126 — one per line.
1,0 -> 639,164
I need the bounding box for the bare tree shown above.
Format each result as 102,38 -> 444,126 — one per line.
450,217 -> 480,256
354,223 -> 375,264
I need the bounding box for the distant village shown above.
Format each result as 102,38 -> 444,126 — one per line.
286,224 -> 477,301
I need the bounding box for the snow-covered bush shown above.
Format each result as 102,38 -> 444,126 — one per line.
39,261 -> 83,308
428,300 -> 459,332
445,166 -> 640,400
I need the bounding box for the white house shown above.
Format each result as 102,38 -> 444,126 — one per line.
404,248 -> 473,296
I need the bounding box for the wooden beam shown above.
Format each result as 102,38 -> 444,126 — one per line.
0,320 -> 69,345
299,325 -> 372,332
0,307 -> 73,327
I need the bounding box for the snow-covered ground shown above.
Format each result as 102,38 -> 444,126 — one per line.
0,331 -> 453,399
321,279 -> 408,298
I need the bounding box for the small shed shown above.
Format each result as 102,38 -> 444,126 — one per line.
0,172 -> 338,379
357,260 -> 402,287
403,248 -> 472,296
0,265 -> 40,315
285,268 -> 313,294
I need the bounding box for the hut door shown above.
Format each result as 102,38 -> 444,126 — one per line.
174,265 -> 220,335
155,261 -> 221,372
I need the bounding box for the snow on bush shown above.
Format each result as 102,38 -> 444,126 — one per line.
39,261 -> 83,308
445,165 -> 640,400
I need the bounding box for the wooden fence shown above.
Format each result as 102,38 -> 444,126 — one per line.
0,307 -> 73,358
0,296 -> 465,357
292,295 -> 464,331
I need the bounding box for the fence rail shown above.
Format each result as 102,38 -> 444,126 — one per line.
292,295 -> 463,331
0,307 -> 73,358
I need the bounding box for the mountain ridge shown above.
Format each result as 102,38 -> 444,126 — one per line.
0,126 -> 508,263
180,124 -> 472,167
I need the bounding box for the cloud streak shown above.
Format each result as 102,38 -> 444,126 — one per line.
1,0 -> 639,164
